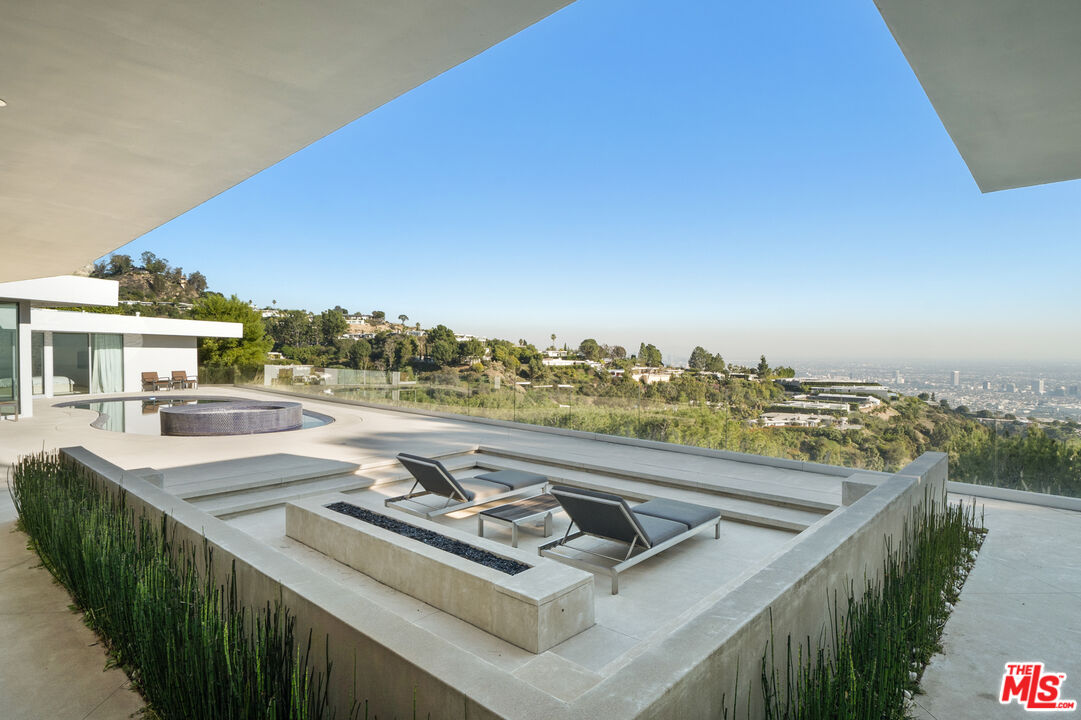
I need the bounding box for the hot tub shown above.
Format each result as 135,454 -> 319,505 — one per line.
159,400 -> 304,436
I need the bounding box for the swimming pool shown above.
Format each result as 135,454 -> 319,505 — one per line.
61,396 -> 333,435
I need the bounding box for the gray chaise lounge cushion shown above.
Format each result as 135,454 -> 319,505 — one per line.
398,454 -> 546,503
456,477 -> 516,502
550,485 -> 719,548
633,498 -> 721,531
474,469 -> 548,490
633,514 -> 690,545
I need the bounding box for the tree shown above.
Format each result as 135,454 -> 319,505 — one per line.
318,309 -> 348,345
398,314 -> 409,326
638,343 -> 662,367
425,325 -> 456,346
140,251 -> 168,274
459,338 -> 485,364
371,310 -> 386,324
348,339 -> 371,369
107,254 -> 133,275
756,355 -> 770,378
707,353 -> 726,373
187,271 -> 208,293
265,310 -> 317,348
394,335 -> 419,368
430,340 -> 457,367
194,294 -> 272,365
688,346 -> 711,370
578,338 -> 603,362
608,345 -> 627,360
333,305 -> 349,316
528,355 -> 546,379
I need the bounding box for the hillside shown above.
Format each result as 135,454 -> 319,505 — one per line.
79,251 -> 209,312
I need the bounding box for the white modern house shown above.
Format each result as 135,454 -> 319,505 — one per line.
0,275 -> 241,418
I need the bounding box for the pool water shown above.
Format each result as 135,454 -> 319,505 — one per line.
65,396 -> 331,435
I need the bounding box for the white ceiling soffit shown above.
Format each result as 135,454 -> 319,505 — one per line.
0,0 -> 573,282
0,275 -> 118,307
875,0 -> 1081,193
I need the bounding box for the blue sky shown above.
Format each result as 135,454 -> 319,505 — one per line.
112,0 -> 1081,365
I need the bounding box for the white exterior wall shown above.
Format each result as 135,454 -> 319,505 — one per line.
123,335 -> 198,392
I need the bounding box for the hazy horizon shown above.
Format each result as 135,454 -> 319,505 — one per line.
102,0 -> 1081,364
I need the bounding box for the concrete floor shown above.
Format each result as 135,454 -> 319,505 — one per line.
0,521 -> 145,720
914,496 -> 1081,720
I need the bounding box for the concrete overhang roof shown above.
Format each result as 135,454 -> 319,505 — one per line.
0,276 -> 119,307
0,0 -> 572,282
875,0 -> 1081,192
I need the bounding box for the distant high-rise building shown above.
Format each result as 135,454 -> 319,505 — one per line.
894,370 -> 904,384
1033,379 -> 1045,394
1068,385 -> 1080,397
951,370 -> 960,386
981,380 -> 992,390
1004,383 -> 1018,393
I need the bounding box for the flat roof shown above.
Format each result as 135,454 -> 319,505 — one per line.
31,308 -> 242,338
876,0 -> 1081,192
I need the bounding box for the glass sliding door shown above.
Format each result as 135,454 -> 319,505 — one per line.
91,334 -> 124,394
53,333 -> 90,395
31,331 -> 44,395
0,303 -> 17,411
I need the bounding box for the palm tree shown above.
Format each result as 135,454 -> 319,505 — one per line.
550,333 -> 556,350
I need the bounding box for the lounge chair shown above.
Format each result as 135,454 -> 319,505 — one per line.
385,453 -> 548,519
539,485 -> 721,594
171,370 -> 198,390
141,372 -> 171,391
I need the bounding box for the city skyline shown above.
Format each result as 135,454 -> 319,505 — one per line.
105,0 -> 1081,362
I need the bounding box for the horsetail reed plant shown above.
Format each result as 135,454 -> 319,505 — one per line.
10,451 -> 335,720
751,490 -> 985,720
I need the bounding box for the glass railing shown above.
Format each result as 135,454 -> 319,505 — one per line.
202,364 -> 1081,499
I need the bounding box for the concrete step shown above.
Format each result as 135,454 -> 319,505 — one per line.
165,453 -> 361,501
194,451 -> 480,518
477,445 -> 836,514
194,473 -> 371,517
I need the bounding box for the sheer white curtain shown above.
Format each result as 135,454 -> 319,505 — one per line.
91,334 -> 124,394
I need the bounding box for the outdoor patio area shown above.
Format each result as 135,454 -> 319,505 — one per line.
2,386 -> 917,718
